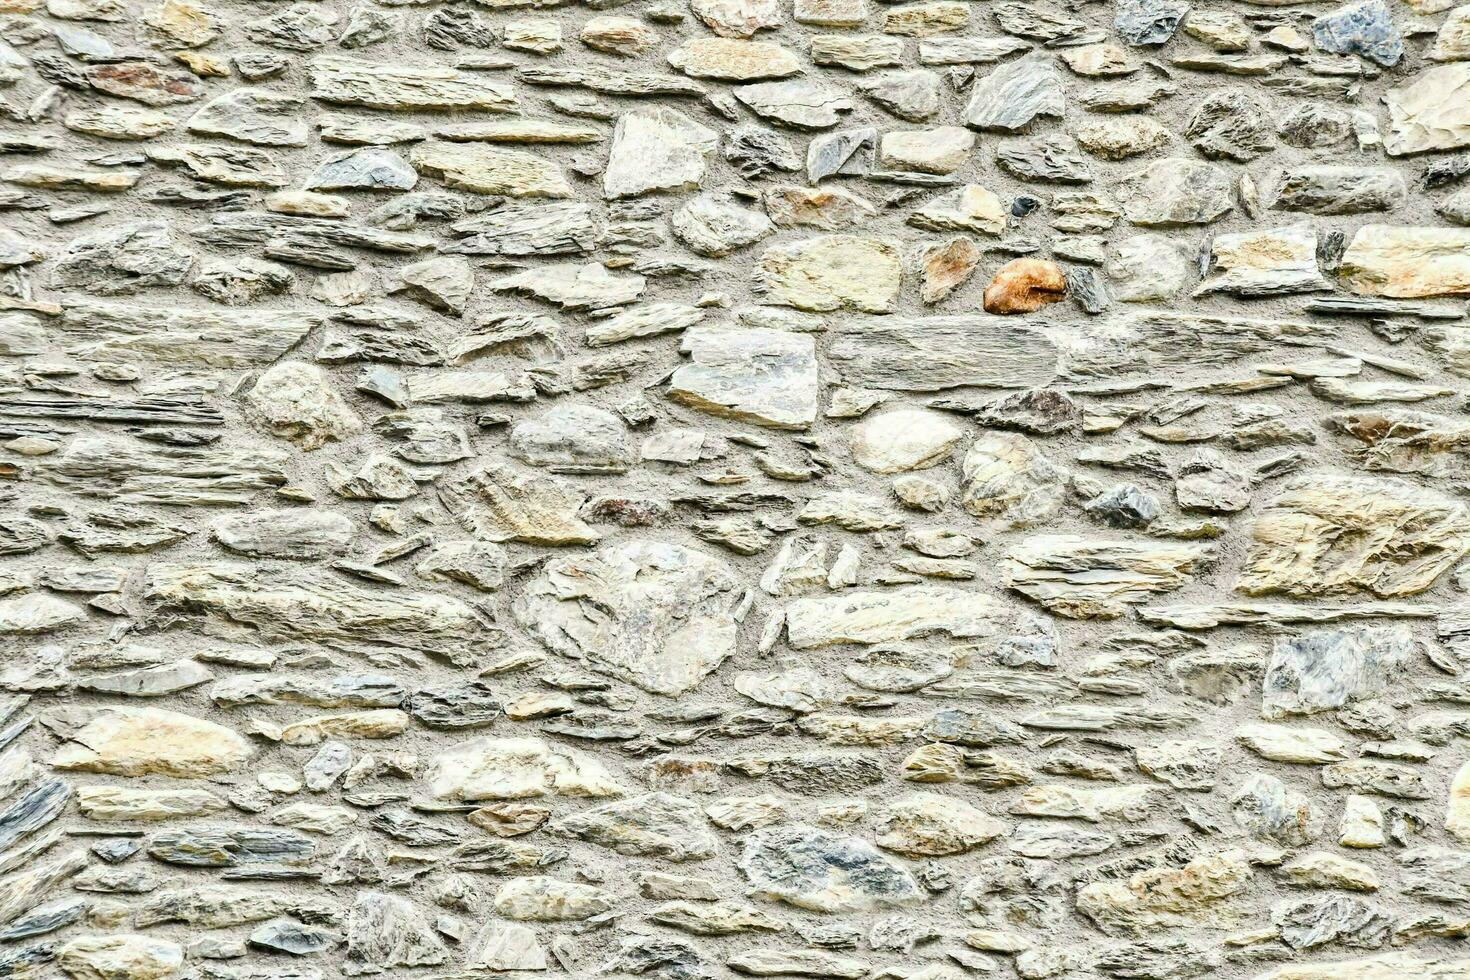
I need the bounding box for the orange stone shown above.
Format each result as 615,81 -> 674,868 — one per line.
981,258 -> 1067,314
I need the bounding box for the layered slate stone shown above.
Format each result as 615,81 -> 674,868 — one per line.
668,327 -> 820,430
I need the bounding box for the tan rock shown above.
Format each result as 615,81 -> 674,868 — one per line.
604,107 -> 716,198
1253,954 -> 1470,979
757,235 -> 902,313
961,432 -> 1067,528
784,585 -> 1010,649
1235,724 -> 1348,764
245,361 -> 362,451
52,707 -> 251,779
667,38 -> 802,80
1077,849 -> 1252,935
1236,475 -> 1470,597
883,1 -> 967,36
1338,224 -> 1470,298
982,258 -> 1067,314
875,792 -> 1008,855
309,56 -> 517,112
879,126 -> 973,174
430,736 -> 625,801
59,935 -> 183,980
919,236 -> 980,303
580,15 -> 658,54
1383,63 -> 1470,156
1340,794 -> 1385,848
1009,784 -> 1155,822
670,327 -> 820,430
1280,851 -> 1379,892
411,141 -> 572,198
1447,759 -> 1470,841
849,409 -> 962,473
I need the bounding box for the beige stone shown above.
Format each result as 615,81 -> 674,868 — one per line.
1338,225 -> 1470,298
757,235 -> 903,313
52,707 -> 251,778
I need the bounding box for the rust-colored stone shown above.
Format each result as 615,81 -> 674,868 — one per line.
981,258 -> 1068,314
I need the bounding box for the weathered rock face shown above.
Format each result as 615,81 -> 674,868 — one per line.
741,824 -> 924,912
515,540 -> 741,695
1237,476 -> 1470,597
7,0 -> 1470,973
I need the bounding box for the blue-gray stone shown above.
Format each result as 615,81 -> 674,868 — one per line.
1115,0 -> 1190,45
306,147 -> 418,193
1312,0 -> 1403,67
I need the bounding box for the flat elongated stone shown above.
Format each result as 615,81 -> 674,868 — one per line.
55,301 -> 319,367
667,38 -> 801,80
411,141 -> 572,198
831,316 -> 1058,391
669,327 -> 819,430
144,563 -> 496,666
515,539 -> 740,695
52,707 -> 251,778
1004,536 -> 1209,618
785,585 -> 1010,648
58,935 -> 183,980
431,736 -> 624,801
552,793 -> 718,860
309,56 -> 517,112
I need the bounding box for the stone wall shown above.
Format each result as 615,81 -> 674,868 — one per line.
1,0 -> 1469,976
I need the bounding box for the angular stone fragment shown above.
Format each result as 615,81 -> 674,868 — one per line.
495,878 -> 615,921
440,462 -> 598,546
1312,0 -> 1402,67
1115,158 -> 1234,226
187,89 -> 307,146
963,55 -> 1063,131
671,195 -> 774,257
1270,167 -> 1406,215
831,316 -> 1058,390
849,409 -> 961,473
344,891 -> 447,975
757,235 -> 901,313
1384,63 -> 1470,156
741,825 -> 923,913
492,262 -> 644,309
604,107 -> 717,198
52,221 -> 193,296
1262,625 -> 1414,719
515,540 -> 740,695
1236,724 -> 1348,764
737,79 -> 855,129
1004,536 -> 1208,618
52,707 -> 251,778
1237,475 -> 1470,597
669,327 -> 819,430
1338,225 -> 1470,298
1196,226 -> 1331,297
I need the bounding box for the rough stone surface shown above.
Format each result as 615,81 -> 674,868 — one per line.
3,0 -> 1469,975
